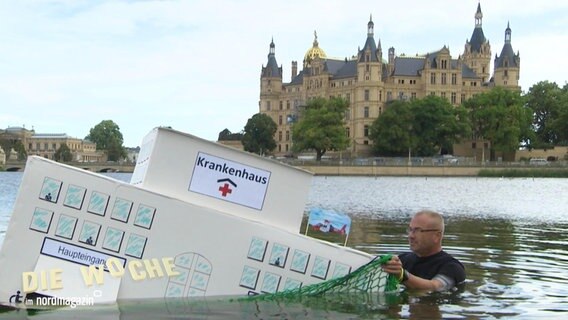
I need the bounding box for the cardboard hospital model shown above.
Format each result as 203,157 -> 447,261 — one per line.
0,127 -> 378,306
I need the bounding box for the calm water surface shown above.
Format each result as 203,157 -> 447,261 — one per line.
1,172 -> 567,319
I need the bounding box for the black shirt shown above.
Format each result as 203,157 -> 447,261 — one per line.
399,250 -> 466,285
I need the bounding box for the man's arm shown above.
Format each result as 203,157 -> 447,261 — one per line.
381,256 -> 451,291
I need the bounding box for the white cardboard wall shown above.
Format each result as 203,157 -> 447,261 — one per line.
131,128 -> 313,233
0,157 -> 375,304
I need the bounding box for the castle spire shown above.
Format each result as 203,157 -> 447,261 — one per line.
475,2 -> 483,28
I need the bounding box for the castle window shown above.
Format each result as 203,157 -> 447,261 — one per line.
346,127 -> 350,138
441,60 -> 447,69
278,115 -> 282,125
451,92 -> 457,104
346,93 -> 351,102
461,94 -> 466,103
286,101 -> 290,109
279,101 -> 283,110
441,73 -> 447,85
504,70 -> 508,77
441,92 -> 446,99
278,131 -> 282,141
286,131 -> 290,141
364,125 -> 369,137
451,73 -> 457,85
364,106 -> 369,118
364,90 -> 370,101
411,92 -> 417,100
430,73 -> 436,84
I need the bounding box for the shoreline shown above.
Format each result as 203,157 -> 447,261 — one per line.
297,165 -> 568,177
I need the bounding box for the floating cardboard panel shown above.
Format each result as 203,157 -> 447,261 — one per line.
131,127 -> 313,233
0,157 -> 373,304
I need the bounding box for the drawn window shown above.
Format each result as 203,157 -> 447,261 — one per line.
239,266 -> 260,290
269,243 -> 289,268
134,204 -> 156,229
87,191 -> 110,216
55,214 -> 78,239
290,250 -> 310,274
311,256 -> 330,280
124,233 -> 147,258
30,208 -> 54,233
63,184 -> 86,209
111,198 -> 133,223
102,227 -> 125,253
39,177 -> 62,203
78,221 -> 101,246
247,237 -> 268,262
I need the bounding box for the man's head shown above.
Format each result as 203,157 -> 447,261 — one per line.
407,210 -> 445,257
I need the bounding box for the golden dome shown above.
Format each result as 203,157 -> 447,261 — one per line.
304,30 -> 326,66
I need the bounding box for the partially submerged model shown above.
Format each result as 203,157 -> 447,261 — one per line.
0,127 -> 376,306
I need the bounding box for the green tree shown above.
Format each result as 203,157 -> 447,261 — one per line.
13,141 -> 27,161
463,87 -> 532,160
369,97 -> 470,157
410,96 -> 470,155
242,113 -> 277,155
0,131 -> 18,161
292,97 -> 349,161
85,120 -> 127,162
54,143 -> 72,162
524,81 -> 565,147
369,100 -> 414,156
551,83 -> 568,145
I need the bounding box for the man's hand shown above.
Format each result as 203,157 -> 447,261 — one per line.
381,255 -> 403,277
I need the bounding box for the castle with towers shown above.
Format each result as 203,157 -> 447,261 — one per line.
259,3 -> 520,158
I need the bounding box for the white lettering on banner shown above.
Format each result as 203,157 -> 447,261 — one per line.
40,238 -> 126,271
189,152 -> 271,210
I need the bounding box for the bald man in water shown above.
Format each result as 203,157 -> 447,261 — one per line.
382,210 -> 466,290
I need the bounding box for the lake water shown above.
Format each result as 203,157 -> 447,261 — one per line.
1,172 -> 568,319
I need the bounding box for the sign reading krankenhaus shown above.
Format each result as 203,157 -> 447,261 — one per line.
189,152 -> 271,210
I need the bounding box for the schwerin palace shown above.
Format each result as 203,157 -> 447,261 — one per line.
259,3 -> 520,158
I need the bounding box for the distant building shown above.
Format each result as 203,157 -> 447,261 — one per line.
125,146 -> 140,164
1,127 -> 105,162
259,3 -> 520,158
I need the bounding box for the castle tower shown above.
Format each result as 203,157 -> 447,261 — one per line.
357,15 -> 382,83
493,22 -> 520,89
462,3 -> 491,83
260,39 -> 283,114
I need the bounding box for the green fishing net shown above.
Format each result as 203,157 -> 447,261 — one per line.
248,255 -> 399,301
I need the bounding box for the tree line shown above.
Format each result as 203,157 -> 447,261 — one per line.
240,80 -> 568,161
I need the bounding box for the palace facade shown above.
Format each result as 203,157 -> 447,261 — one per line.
259,3 -> 520,158
0,127 -> 105,162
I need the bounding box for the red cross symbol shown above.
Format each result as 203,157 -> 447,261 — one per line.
218,183 -> 232,197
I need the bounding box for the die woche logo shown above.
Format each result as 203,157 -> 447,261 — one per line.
20,257 -> 179,293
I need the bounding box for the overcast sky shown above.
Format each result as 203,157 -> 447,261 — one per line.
0,0 -> 566,147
